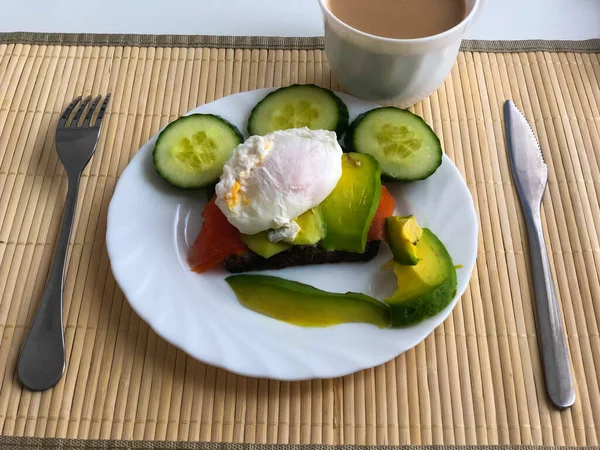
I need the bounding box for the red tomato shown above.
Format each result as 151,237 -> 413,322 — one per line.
188,196 -> 248,273
368,186 -> 396,241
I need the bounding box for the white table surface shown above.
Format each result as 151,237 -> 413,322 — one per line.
1,0 -> 599,40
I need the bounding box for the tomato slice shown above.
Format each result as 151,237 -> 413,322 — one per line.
368,186 -> 396,242
188,196 -> 248,273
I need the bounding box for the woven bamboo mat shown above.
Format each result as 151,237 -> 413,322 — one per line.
0,34 -> 599,447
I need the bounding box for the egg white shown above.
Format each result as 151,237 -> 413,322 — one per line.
215,127 -> 343,236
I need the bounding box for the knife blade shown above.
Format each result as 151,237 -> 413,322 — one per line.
504,100 -> 575,409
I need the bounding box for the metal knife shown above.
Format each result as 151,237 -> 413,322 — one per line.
504,100 -> 575,409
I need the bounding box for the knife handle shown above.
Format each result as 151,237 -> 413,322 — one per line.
525,207 -> 575,409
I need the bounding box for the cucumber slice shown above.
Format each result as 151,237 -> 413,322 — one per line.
345,107 -> 442,181
247,84 -> 349,136
153,114 -> 243,189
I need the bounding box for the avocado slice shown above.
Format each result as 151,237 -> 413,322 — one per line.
385,228 -> 457,327
319,153 -> 382,253
386,215 -> 423,265
241,231 -> 291,258
292,207 -> 326,245
226,274 -> 391,328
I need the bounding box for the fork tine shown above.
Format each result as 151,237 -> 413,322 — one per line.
58,96 -> 82,127
96,93 -> 111,124
71,95 -> 92,126
82,95 -> 102,127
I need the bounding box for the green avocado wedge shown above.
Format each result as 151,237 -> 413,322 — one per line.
319,153 -> 381,253
386,215 -> 423,265
241,231 -> 291,259
292,207 -> 327,245
385,228 -> 457,327
240,207 -> 327,258
226,275 -> 391,329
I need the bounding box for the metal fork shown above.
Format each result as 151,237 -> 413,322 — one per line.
17,94 -> 111,391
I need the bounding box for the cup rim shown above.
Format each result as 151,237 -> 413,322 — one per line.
317,0 -> 481,44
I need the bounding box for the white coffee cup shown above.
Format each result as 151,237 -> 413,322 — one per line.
317,0 -> 481,106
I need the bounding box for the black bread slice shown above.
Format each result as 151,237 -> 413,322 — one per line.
223,241 -> 381,273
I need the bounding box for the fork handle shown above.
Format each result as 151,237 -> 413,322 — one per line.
17,173 -> 80,391
525,207 -> 575,409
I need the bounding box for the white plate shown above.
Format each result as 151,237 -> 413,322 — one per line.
106,88 -> 478,380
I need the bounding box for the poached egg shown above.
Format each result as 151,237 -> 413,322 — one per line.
215,127 -> 343,240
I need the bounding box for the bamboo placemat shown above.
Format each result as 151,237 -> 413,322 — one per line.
0,34 -> 599,448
